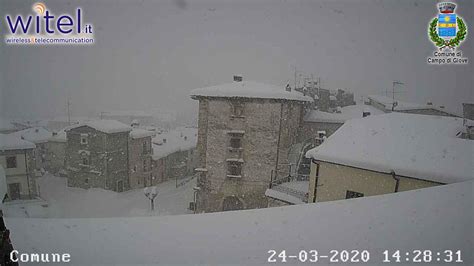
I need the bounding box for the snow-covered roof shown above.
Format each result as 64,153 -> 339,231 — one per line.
6,180 -> 472,264
368,95 -> 460,115
265,189 -> 305,205
67,120 -> 132,134
48,131 -> 67,143
304,104 -> 384,123
265,181 -> 309,204
0,118 -> 16,131
9,126 -> 52,144
306,113 -> 472,183
130,128 -> 156,139
190,81 -> 313,102
152,127 -> 197,160
48,124 -> 82,143
0,133 -> 36,151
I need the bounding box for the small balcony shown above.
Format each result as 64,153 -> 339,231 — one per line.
265,162 -> 310,205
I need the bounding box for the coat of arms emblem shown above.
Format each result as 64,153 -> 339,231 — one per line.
428,2 -> 467,50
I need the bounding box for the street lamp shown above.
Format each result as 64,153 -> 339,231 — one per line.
144,186 -> 158,211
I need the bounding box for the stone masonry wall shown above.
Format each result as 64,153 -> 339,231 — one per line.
66,126 -> 129,192
129,136 -> 152,189
195,98 -> 305,213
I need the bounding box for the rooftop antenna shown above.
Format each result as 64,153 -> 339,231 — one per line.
298,73 -> 303,88
318,77 -> 321,95
294,66 -> 297,91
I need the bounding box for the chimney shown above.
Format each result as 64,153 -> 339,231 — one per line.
439,105 -> 445,109
363,107 -> 371,117
427,101 -> 433,106
131,119 -> 139,128
233,75 -> 243,82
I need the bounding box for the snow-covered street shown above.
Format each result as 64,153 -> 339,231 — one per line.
3,174 -> 195,218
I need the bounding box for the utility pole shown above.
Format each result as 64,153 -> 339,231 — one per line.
66,97 -> 71,125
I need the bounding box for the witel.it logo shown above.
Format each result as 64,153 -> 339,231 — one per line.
4,2 -> 94,45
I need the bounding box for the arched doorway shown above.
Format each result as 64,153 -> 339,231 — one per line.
222,196 -> 244,211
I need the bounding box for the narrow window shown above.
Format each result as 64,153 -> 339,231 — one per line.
6,156 -> 17,169
346,190 -> 364,199
143,141 -> 147,154
231,102 -> 244,117
80,134 -> 88,145
230,137 -> 242,149
82,157 -> 89,165
227,161 -> 242,176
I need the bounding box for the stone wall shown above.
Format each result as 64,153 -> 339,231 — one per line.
318,89 -> 330,112
33,142 -> 48,171
195,97 -> 305,213
66,126 -> 130,192
129,136 -> 153,189
151,157 -> 166,184
45,141 -> 66,175
151,148 -> 197,186
336,89 -> 355,107
463,103 -> 474,120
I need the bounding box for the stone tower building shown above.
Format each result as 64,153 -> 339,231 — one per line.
65,120 -> 132,192
190,77 -> 312,213
129,128 -> 154,189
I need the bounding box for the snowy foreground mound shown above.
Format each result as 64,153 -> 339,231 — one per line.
3,175 -> 195,218
7,181 -> 473,265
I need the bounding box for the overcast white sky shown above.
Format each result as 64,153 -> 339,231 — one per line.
0,0 -> 472,121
